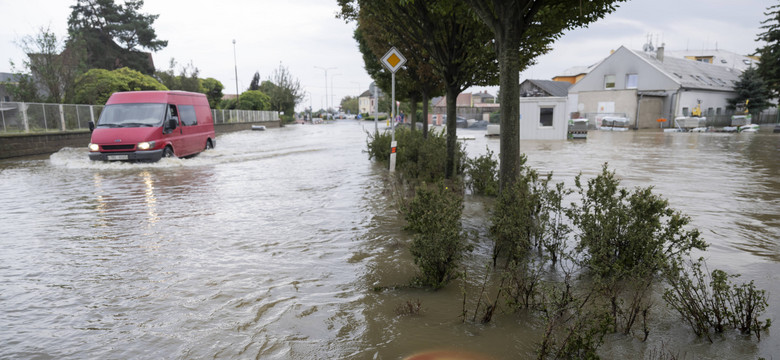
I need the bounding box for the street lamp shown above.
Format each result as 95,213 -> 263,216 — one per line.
331,73 -> 342,117
314,66 -> 336,119
233,39 -> 240,108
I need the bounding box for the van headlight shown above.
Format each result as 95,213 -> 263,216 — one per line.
88,143 -> 100,152
137,141 -> 156,151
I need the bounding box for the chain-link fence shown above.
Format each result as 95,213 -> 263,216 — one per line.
0,103 -> 105,133
0,102 -> 279,134
212,109 -> 279,124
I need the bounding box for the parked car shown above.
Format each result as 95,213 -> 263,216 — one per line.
88,91 -> 216,162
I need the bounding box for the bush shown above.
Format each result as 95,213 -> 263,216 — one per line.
366,126 -> 464,183
405,181 -> 469,289
664,259 -> 771,341
465,146 -> 499,196
567,164 -> 708,334
71,67 -> 167,105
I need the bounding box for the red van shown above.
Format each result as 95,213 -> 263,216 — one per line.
88,91 -> 216,161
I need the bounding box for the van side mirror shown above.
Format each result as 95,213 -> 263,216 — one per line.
164,117 -> 178,133
88,121 -> 95,132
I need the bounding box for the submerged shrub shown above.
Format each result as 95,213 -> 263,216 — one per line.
465,146 -> 499,196
567,164 -> 708,334
366,127 -> 464,182
405,181 -> 469,289
664,259 -> 771,342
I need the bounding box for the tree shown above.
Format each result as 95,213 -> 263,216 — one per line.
351,16 -> 444,138
13,26 -> 86,103
340,0 -> 498,178
756,4 -> 780,97
340,95 -> 359,114
155,58 -> 203,92
201,78 -> 224,109
237,90 -> 271,111
727,67 -> 773,118
67,0 -> 167,74
71,67 -> 167,105
259,64 -> 304,118
249,71 -> 261,91
464,0 -> 625,192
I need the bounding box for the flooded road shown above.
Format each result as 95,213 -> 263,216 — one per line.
1,121 -> 778,359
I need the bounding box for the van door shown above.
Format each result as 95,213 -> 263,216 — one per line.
178,104 -> 199,155
165,104 -> 186,156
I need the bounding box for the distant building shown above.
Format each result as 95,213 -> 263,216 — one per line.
567,45 -> 743,129
553,62 -> 601,84
358,82 -> 384,114
520,79 -> 572,97
664,48 -> 759,72
0,73 -> 18,102
431,91 -> 498,123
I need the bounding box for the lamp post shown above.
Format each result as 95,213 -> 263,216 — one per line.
233,39 -> 240,108
331,73 -> 341,117
314,66 -> 336,120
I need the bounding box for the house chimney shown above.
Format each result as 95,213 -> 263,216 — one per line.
656,44 -> 665,62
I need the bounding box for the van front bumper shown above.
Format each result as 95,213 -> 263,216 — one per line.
89,149 -> 164,162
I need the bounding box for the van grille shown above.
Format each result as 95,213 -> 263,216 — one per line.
102,144 -> 135,151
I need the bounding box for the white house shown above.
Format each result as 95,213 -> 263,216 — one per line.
568,45 -> 744,129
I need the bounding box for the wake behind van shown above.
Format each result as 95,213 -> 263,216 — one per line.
88,91 -> 216,162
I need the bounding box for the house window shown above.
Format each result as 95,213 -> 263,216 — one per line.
539,107 -> 554,127
682,107 -> 689,116
716,108 -> 722,115
604,74 -> 616,89
626,74 -> 638,89
707,108 -> 714,116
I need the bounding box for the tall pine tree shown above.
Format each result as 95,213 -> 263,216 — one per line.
756,4 -> 780,97
67,0 -> 167,74
727,67 -> 772,118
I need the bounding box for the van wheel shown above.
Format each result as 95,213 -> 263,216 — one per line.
163,146 -> 175,158
205,139 -> 214,150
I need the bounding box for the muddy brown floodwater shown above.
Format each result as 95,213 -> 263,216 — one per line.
1,121 -> 778,359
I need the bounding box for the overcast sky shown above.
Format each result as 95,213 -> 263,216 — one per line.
0,0 -> 774,112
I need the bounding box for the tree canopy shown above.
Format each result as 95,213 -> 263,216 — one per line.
201,78 -> 224,109
13,26 -> 85,103
67,0 -> 167,74
259,64 -> 304,117
727,67 -> 773,117
464,0 -> 625,191
756,3 -> 780,97
340,0 -> 498,178
71,67 -> 167,105
155,58 -> 203,93
237,90 -> 271,111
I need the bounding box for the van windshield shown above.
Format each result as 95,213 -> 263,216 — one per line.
97,103 -> 166,128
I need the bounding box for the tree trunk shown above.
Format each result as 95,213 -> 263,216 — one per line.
409,92 -> 419,131
445,86 -> 459,179
497,36 -> 521,193
422,90 -> 429,139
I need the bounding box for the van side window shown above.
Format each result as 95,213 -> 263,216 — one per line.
168,104 -> 178,119
179,105 -> 197,126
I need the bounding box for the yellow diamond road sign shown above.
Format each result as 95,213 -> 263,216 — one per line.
381,47 -> 406,73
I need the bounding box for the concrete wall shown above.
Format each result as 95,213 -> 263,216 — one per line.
0,120 -> 281,160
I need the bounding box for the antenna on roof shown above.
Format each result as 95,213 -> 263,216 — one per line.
643,33 -> 655,52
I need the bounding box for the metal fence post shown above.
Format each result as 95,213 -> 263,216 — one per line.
59,104 -> 66,131
22,102 -> 29,132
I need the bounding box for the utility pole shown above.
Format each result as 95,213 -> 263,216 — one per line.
233,39 -> 240,108
314,66 -> 336,120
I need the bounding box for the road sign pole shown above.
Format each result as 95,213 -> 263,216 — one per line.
380,47 -> 406,173
390,71 -> 396,172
